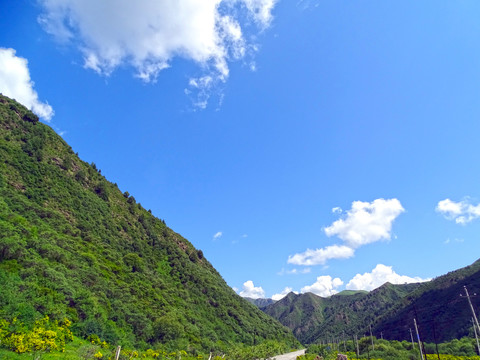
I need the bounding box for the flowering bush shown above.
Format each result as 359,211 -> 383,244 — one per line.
0,315 -> 73,353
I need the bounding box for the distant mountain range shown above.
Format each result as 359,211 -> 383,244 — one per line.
255,259 -> 480,344
243,297 -> 276,309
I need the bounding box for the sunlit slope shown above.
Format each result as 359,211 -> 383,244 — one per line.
0,94 -> 298,350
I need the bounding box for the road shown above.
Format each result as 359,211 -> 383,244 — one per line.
268,349 -> 306,360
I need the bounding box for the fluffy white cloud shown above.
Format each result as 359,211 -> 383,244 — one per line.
38,0 -> 277,107
0,48 -> 54,121
272,287 -> 296,301
287,245 -> 354,266
346,264 -> 428,291
239,280 -> 265,299
436,198 -> 480,225
301,275 -> 343,297
286,198 -> 404,268
213,231 -> 223,240
324,198 -> 405,248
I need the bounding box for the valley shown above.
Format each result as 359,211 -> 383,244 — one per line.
1,94 -> 480,360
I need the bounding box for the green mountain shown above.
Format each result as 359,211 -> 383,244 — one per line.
263,292 -> 328,342
0,94 -> 298,351
264,260 -> 480,345
373,258 -> 480,343
335,290 -> 368,296
244,298 -> 276,310
263,283 -> 421,344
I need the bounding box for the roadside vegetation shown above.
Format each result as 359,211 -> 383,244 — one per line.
0,315 -> 293,359
298,338 -> 480,360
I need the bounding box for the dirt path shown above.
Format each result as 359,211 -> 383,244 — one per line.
268,349 -> 306,360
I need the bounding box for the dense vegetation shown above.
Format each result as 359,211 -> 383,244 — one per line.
0,94 -> 299,353
373,259 -> 480,342
263,282 -> 421,344
264,260 -> 480,344
299,337 -> 480,360
0,315 -> 293,359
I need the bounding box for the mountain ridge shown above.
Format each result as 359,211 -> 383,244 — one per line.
263,260 -> 480,344
0,94 -> 299,351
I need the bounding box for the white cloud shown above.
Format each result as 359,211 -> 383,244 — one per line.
286,198 -> 404,268
0,48 -> 54,121
444,238 -> 464,245
239,280 -> 265,299
287,245 -> 354,266
346,264 -> 429,291
277,267 -> 312,275
296,0 -> 320,11
213,231 -> 223,240
436,198 -> 480,225
38,0 -> 277,108
301,275 -> 343,297
239,0 -> 277,27
324,198 -> 405,248
272,287 -> 296,301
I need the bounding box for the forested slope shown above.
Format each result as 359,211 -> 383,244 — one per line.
264,283 -> 420,344
373,258 -> 480,343
0,94 -> 298,351
265,260 -> 480,344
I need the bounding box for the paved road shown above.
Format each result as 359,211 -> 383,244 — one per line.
268,349 -> 306,360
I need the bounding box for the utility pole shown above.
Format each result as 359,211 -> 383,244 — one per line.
413,302 -> 428,358
409,328 -> 415,349
370,324 -> 375,350
414,318 -> 425,360
380,331 -> 383,340
114,346 -> 121,360
432,320 -> 440,360
464,286 -> 480,335
354,334 -> 360,357
473,318 -> 480,355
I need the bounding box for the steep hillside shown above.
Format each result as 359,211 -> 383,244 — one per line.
265,260 -> 480,345
0,94 -> 298,351
373,259 -> 480,343
263,292 -> 328,342
264,283 -> 421,344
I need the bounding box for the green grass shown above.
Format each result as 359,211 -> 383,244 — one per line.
0,337 -> 89,360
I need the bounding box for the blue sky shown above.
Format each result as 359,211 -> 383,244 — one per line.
2,0 -> 480,299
